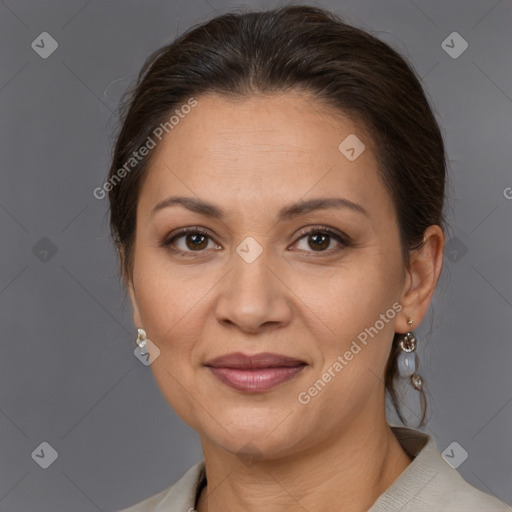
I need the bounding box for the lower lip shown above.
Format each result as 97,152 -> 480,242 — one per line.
206,365 -> 306,392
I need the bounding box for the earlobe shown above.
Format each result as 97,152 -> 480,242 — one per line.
397,225 -> 445,333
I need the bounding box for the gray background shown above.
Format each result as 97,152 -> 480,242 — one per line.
1,0 -> 511,510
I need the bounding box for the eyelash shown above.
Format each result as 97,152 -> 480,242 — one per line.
160,225 -> 350,257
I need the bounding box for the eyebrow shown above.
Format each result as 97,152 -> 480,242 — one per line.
150,196 -> 369,221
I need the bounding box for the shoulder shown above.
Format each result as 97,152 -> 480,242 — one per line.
370,426 -> 512,512
117,486 -> 171,512
117,460 -> 206,512
413,467 -> 512,511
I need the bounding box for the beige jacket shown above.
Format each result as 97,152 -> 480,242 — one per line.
119,426 -> 511,511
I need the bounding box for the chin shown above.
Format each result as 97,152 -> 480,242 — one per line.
196,407 -> 309,459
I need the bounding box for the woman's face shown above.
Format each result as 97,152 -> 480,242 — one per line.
127,92 -> 413,459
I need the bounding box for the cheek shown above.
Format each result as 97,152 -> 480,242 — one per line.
309,251 -> 403,385
132,245 -> 199,338
131,257 -> 205,417
130,248 -> 222,388
323,252 -> 402,326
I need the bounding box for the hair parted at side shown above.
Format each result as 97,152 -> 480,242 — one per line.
107,4 -> 446,427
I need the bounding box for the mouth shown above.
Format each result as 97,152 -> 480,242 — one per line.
203,352 -> 307,392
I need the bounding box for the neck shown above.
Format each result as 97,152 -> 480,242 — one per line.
196,408 -> 412,512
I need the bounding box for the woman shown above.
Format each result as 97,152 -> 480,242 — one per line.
109,5 -> 511,512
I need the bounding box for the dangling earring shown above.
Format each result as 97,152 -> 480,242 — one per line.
397,318 -> 423,391
136,328 -> 148,356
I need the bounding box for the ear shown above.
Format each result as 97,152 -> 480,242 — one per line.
396,225 -> 445,333
120,245 -> 143,328
126,278 -> 143,328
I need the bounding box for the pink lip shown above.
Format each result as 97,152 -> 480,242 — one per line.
204,352 -> 307,392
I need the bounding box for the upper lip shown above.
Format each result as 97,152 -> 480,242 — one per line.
204,352 -> 306,369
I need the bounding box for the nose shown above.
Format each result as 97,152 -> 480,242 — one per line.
214,242 -> 293,334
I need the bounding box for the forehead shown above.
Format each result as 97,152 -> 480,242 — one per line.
137,92 -> 391,222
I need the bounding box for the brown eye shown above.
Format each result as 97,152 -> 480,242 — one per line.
162,226 -> 349,257
184,233 -> 209,251
162,227 -> 220,256
293,227 -> 348,254
307,232 -> 331,251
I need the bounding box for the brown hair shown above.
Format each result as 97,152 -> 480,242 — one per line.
107,5 -> 446,426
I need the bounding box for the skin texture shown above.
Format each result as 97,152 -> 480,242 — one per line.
126,92 -> 444,512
